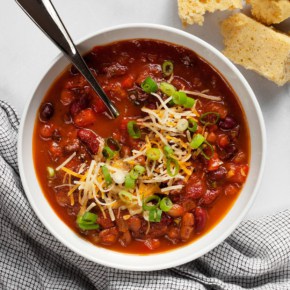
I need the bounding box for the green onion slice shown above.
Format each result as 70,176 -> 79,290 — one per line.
172,91 -> 188,105
200,112 -> 220,126
102,146 -> 115,159
77,212 -> 99,230
149,208 -> 162,222
159,82 -> 176,97
101,165 -> 112,185
177,119 -> 189,132
188,119 -> 198,133
162,60 -> 174,77
130,165 -> 145,179
163,145 -> 174,157
143,195 -> 161,211
166,158 -> 180,177
190,133 -> 205,149
127,121 -> 141,139
47,166 -> 55,179
106,137 -> 121,152
125,175 -> 136,189
160,197 -> 173,212
146,148 -> 161,161
184,97 -> 195,108
141,77 -> 158,93
119,190 -> 133,204
200,140 -> 214,160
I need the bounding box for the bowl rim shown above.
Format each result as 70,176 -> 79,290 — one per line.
18,23 -> 266,271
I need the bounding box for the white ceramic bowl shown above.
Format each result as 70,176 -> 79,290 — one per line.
18,24 -> 266,271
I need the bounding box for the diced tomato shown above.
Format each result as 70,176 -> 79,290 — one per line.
207,132 -> 217,143
49,142 -> 62,159
144,238 -> 160,250
60,89 -> 75,106
204,102 -> 228,119
73,108 -> 97,127
185,173 -> 207,199
218,134 -> 230,148
225,163 -> 249,183
207,152 -> 223,171
91,97 -> 106,113
233,151 -> 247,164
121,75 -> 134,89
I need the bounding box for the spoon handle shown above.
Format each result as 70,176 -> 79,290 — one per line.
16,0 -> 119,118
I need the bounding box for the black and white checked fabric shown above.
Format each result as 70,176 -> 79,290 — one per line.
0,99 -> 289,290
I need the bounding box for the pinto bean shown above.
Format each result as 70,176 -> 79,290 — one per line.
167,204 -> 184,217
181,213 -> 195,226
99,227 -> 119,246
195,207 -> 207,233
167,226 -> 180,240
128,216 -> 141,232
180,226 -> 193,241
40,124 -> 54,139
73,108 -> 97,127
219,116 -> 237,130
119,231 -> 132,247
77,129 -> 101,155
40,103 -> 54,121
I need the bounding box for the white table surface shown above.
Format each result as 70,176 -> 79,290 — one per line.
1,0 -> 289,219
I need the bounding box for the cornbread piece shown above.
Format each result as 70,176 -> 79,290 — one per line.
221,13 -> 290,86
177,0 -> 243,26
247,0 -> 290,25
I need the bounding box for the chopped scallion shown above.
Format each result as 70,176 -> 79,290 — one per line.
163,145 -> 173,157
149,208 -> 162,222
119,190 -> 133,204
141,77 -> 158,93
177,119 -> 189,132
166,158 -> 180,177
143,195 -> 161,211
160,197 -> 173,212
125,175 -> 136,189
190,133 -> 205,149
172,91 -> 187,105
200,112 -> 220,126
146,148 -> 161,161
162,60 -> 174,77
159,82 -> 176,97
127,121 -> 141,139
102,146 -> 115,159
201,140 -> 214,160
101,165 -> 112,185
47,166 -> 55,179
188,119 -> 198,133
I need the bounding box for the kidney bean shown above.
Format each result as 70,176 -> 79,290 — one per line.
99,227 -> 119,246
119,231 -> 132,247
219,116 -> 237,130
77,129 -> 101,155
185,173 -> 207,199
149,223 -> 167,238
182,200 -> 196,212
52,129 -> 62,142
207,166 -> 227,181
39,103 -> 54,121
167,204 -> 184,217
55,191 -> 70,207
223,143 -> 238,160
225,184 -> 240,196
195,207 -> 207,233
70,95 -> 90,117
199,189 -> 222,206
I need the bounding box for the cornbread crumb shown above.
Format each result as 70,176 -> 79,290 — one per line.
247,0 -> 290,25
221,13 -> 290,86
177,0 -> 243,26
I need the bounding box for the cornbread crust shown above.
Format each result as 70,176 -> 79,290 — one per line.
221,13 -> 290,86
247,0 -> 290,25
177,0 -> 243,26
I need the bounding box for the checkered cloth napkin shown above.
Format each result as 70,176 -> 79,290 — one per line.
0,100 -> 289,290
